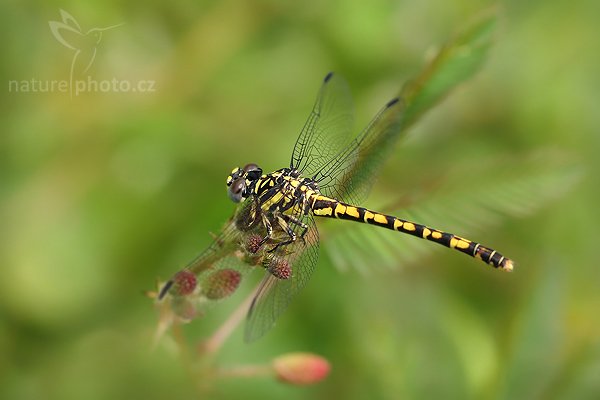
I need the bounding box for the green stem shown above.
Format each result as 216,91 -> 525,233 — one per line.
201,283 -> 260,355
216,364 -> 273,379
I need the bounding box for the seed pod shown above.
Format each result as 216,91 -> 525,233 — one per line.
173,270 -> 197,296
272,353 -> 331,385
172,297 -> 198,321
203,269 -> 242,300
266,256 -> 291,280
245,233 -> 263,254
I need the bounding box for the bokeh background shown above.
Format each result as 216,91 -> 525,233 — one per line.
1,0 -> 599,399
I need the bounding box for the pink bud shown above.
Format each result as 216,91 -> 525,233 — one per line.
245,233 -> 263,254
172,297 -> 198,320
267,257 -> 291,280
272,353 -> 330,385
173,270 -> 197,296
203,269 -> 242,300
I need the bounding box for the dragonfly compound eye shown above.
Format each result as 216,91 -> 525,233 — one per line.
227,178 -> 247,203
243,163 -> 263,180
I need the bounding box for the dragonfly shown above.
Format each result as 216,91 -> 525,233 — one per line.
159,72 -> 514,342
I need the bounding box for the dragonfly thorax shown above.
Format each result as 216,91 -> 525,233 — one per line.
244,167 -> 321,218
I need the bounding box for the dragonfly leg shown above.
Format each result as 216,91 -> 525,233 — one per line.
287,215 -> 309,243
258,213 -> 273,248
267,214 -> 298,253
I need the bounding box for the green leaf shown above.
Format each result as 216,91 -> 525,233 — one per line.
400,9 -> 497,129
332,9 -> 498,206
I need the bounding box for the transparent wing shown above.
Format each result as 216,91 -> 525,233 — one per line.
291,72 -> 354,177
159,200 -> 265,317
312,97 -> 405,205
244,213 -> 319,342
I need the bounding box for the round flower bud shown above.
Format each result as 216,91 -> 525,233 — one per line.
273,353 -> 330,385
266,257 -> 291,280
203,269 -> 242,300
173,270 -> 197,296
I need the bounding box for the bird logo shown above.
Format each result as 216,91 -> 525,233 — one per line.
49,9 -> 123,94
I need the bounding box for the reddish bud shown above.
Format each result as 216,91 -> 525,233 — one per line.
273,353 -> 330,385
172,297 -> 198,320
203,269 -> 242,300
173,270 -> 197,296
245,233 -> 263,254
267,257 -> 291,280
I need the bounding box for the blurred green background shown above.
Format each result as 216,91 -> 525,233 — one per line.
1,0 -> 599,399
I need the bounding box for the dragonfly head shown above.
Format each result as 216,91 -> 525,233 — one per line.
226,163 -> 262,203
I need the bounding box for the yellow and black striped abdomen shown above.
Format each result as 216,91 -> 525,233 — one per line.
310,195 -> 514,271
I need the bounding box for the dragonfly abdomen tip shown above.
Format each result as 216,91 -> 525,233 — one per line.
501,259 -> 514,272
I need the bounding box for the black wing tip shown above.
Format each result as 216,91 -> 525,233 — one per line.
324,71 -> 334,82
386,97 -> 400,108
158,279 -> 174,300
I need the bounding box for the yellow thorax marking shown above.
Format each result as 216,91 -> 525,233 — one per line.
262,191 -> 284,209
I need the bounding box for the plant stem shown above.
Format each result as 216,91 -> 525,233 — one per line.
216,364 -> 273,379
201,283 -> 260,355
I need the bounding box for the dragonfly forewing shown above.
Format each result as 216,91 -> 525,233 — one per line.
313,96 -> 405,205
291,72 -> 355,177
159,200 -> 272,319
